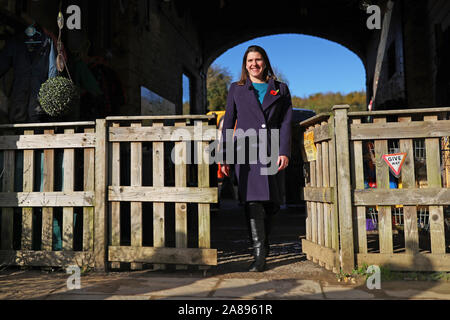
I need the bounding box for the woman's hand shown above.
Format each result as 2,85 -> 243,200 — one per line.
221,164 -> 231,177
277,156 -> 289,172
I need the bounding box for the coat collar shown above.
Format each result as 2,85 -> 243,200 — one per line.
245,78 -> 281,112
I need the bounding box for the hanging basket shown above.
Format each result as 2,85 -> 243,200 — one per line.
38,76 -> 79,117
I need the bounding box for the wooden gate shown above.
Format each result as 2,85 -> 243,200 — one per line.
300,106 -> 450,273
0,116 -> 219,271
0,121 -> 97,268
105,116 -> 218,270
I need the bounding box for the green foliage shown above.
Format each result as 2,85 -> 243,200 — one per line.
292,91 -> 367,114
38,76 -> 80,117
207,64 -> 232,112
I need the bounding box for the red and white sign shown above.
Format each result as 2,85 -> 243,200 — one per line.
382,153 -> 407,177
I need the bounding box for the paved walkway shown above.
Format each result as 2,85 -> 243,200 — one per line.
0,268 -> 449,300
0,200 -> 449,300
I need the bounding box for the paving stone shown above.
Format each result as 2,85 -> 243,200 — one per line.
322,286 -> 376,300
112,277 -> 221,298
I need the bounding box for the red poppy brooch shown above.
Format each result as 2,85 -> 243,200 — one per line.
270,89 -> 280,96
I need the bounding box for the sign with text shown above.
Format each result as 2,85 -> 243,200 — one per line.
303,130 -> 317,162
382,153 -> 407,178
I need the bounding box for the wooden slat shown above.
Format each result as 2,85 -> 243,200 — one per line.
309,127 -> 317,247
62,129 -> 75,251
110,123 -> 121,270
328,115 -> 339,255
106,115 -> 215,121
373,117 -> 393,254
1,150 -> 15,250
175,121 -> 188,270
353,188 -> 450,206
350,120 -> 450,140
83,128 -> 95,252
109,125 -> 217,142
109,186 -> 217,203
0,122 -> 95,129
315,126 -> 324,250
0,250 -> 95,267
301,239 -> 339,271
313,123 -> 331,143
398,116 -> 419,253
348,106 -> 450,117
322,138 -> 331,249
153,121 -> 165,270
21,131 -> 34,250
302,187 -> 334,203
0,192 -> 95,207
197,121 -> 212,250
42,130 -> 54,251
424,115 -> 446,255
108,246 -> 217,266
130,123 -> 143,270
0,133 -> 96,150
333,106 -> 354,273
94,119 -> 108,271
351,119 -> 367,254
357,253 -> 450,272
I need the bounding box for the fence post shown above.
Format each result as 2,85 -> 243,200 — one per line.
332,105 -> 355,274
94,119 -> 108,271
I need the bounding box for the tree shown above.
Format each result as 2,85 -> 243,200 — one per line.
207,64 -> 232,111
292,91 -> 367,114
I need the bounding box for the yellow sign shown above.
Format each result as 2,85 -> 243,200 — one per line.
303,131 -> 317,162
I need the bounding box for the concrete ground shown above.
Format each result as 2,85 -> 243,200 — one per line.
0,200 -> 449,300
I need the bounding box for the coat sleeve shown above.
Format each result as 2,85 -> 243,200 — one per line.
279,84 -> 293,159
219,83 -> 237,164
0,39 -> 13,78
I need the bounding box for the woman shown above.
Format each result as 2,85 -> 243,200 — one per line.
220,45 -> 293,272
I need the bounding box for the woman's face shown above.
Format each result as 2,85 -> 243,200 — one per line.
246,51 -> 266,81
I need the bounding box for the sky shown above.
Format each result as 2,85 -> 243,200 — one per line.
212,34 -> 366,98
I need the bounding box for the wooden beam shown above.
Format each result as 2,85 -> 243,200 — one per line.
62,129 -> 75,251
425,115 -> 446,255
0,191 -> 95,207
109,125 -> 217,142
302,187 -> 334,203
350,120 -> 450,140
0,133 -> 96,150
94,119 -> 108,271
357,253 -> 450,272
108,186 -> 217,204
302,239 -> 339,272
332,105 -> 354,273
0,250 -> 95,267
108,246 -> 217,266
353,188 -> 450,206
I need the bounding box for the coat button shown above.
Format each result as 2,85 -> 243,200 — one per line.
261,124 -> 266,128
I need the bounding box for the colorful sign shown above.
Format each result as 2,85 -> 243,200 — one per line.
303,131 -> 317,162
382,153 -> 407,178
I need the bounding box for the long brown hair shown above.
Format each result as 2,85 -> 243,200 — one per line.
238,45 -> 277,85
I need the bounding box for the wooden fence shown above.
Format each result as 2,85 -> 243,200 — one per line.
301,106 -> 450,273
105,116 -> 218,270
0,116 -> 218,271
0,121 -> 97,268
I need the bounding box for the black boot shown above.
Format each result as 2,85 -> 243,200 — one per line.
246,202 -> 267,272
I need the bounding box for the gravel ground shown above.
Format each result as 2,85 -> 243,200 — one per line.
208,200 -> 338,283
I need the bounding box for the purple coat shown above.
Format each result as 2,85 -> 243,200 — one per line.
221,78 -> 293,204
